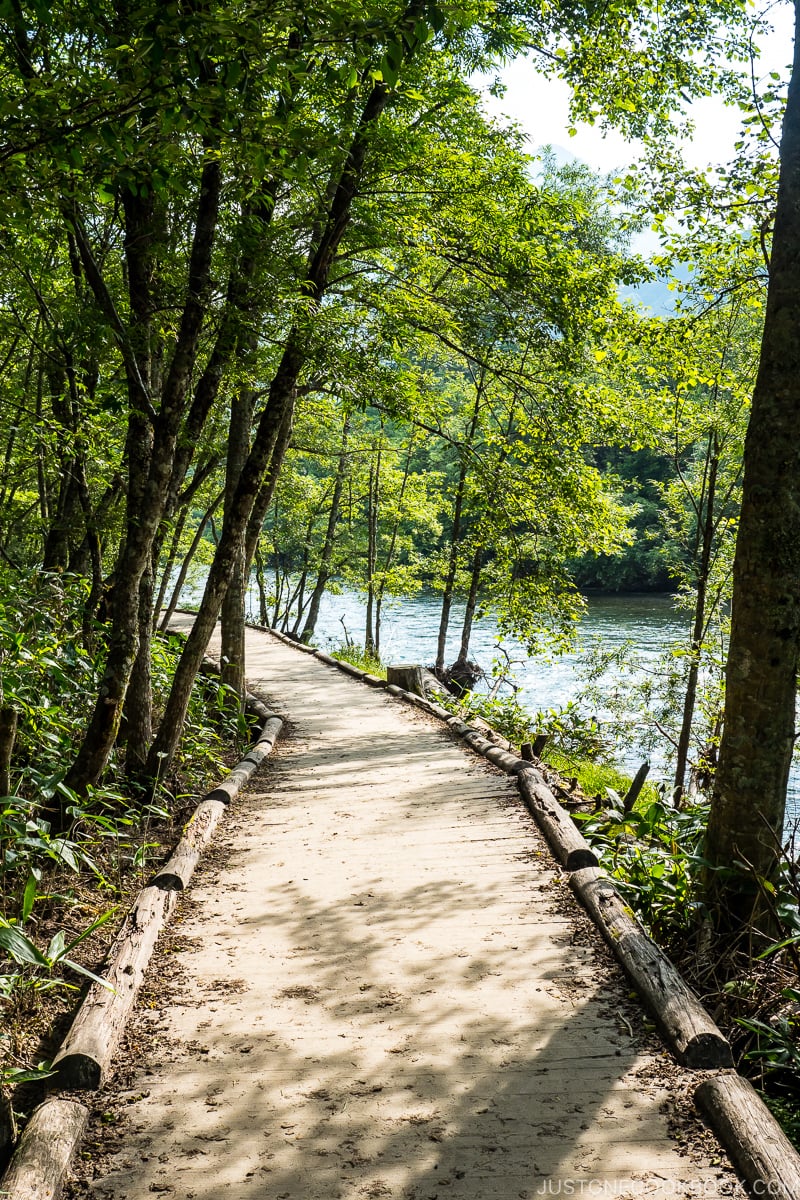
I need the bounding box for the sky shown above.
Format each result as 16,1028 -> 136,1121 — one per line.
480,3 -> 795,177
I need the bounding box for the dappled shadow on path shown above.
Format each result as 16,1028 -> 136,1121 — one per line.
72,628 -> 737,1200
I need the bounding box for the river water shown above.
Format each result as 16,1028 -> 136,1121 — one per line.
247,585 -> 800,827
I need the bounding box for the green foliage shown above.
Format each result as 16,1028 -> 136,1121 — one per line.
543,750 -> 653,806
328,642 -> 386,679
0,907 -> 116,998
575,796 -> 711,948
434,688 -> 536,746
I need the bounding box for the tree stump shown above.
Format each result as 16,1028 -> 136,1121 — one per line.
386,664 -> 425,698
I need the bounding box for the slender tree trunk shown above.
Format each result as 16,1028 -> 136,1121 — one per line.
301,412 -> 351,642
436,389 -> 482,672
153,503 -> 189,628
220,378 -> 255,705
456,547 -> 483,666
146,343 -> 302,778
123,563 -> 154,778
436,464 -> 468,672
254,545 -> 269,626
674,435 -> 719,802
706,9 -> 800,928
374,434 -> 414,659
364,444 -> 380,655
160,490 -> 224,631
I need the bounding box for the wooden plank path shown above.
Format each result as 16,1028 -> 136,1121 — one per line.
67,621 -> 744,1200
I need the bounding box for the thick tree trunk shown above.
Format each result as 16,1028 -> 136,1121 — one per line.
64,160 -> 222,797
706,10 -> 800,927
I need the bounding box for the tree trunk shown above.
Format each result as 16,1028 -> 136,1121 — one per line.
153,503 -> 189,628
365,444 -> 380,656
146,342 -> 302,778
706,9 -> 800,928
122,563 -> 154,778
159,490 -> 224,631
63,158 -> 222,798
146,77 -> 400,780
673,433 -> 718,802
301,412 -> 351,643
254,545 -> 269,626
375,434 -> 414,659
456,546 -> 483,666
220,379 -> 255,706
436,388 -> 481,672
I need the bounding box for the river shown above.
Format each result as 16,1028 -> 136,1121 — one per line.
246,585 -> 800,828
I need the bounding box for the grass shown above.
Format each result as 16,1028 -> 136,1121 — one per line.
542,748 -> 660,809
328,642 -> 387,679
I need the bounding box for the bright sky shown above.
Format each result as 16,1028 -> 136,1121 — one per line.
481,3 -> 795,176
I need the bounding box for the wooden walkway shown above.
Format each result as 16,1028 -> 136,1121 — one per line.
67,622 -> 743,1200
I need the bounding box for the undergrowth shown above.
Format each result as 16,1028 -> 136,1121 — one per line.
0,573 -> 247,1127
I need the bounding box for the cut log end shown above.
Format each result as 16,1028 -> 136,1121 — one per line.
564,846 -> 601,872
50,1053 -> 103,1092
680,1032 -> 736,1071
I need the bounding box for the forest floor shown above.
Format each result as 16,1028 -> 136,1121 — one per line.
64,620 -> 745,1200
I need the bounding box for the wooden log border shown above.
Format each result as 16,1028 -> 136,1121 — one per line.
0,678 -> 284,1200
181,616 -> 800,1192
569,867 -> 731,1069
0,1099 -> 88,1200
49,696 -> 282,1091
696,1074 -> 800,1200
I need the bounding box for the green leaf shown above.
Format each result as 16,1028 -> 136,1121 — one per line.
21,870 -> 39,923
60,956 -> 114,992
0,923 -> 49,967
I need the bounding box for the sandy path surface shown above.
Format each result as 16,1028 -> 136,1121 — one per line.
67,622 -> 744,1200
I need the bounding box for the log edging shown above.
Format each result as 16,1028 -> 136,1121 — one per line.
237,623 -> 800,1192
49,697 -> 283,1091
695,1073 -> 800,1200
0,1099 -> 88,1200
0,677 -> 284,1200
569,866 -> 731,1070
